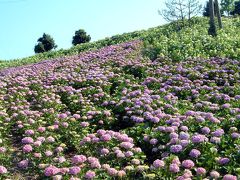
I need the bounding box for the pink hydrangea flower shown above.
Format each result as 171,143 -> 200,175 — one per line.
100,148 -> 109,155
72,155 -> 87,164
120,142 -> 134,149
196,167 -> 206,176
22,144 -> 33,153
100,134 -> 111,142
25,129 -> 35,135
182,160 -> 195,169
169,163 -> 180,173
84,170 -> 96,179
21,137 -> 34,144
44,166 -> 59,177
0,166 -> 7,174
153,159 -> 165,168
69,166 -> 81,175
18,160 -> 29,169
223,174 -> 237,180
107,168 -> 118,176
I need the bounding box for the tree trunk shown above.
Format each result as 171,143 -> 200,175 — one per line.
188,1 -> 191,26
179,1 -> 185,27
215,0 -> 223,29
208,0 -> 217,36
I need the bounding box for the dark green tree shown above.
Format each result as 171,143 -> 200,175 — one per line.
231,0 -> 240,15
203,1 -> 223,16
203,1 -> 211,16
215,0 -> 223,29
220,0 -> 235,16
72,29 -> 91,46
34,33 -> 57,53
208,0 -> 223,36
208,0 -> 217,36
34,42 -> 45,53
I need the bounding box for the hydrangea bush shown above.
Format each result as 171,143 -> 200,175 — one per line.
0,40 -> 239,179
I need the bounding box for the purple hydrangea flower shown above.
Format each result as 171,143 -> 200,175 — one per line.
149,138 -> 158,145
212,128 -> 224,137
25,129 -> 35,135
21,137 -> 34,144
18,160 -> 29,169
231,132 -> 240,139
69,166 -> 81,175
191,134 -> 205,143
58,113 -> 67,119
169,163 -> 180,173
201,127 -> 211,134
152,159 -> 165,168
189,149 -> 201,158
218,157 -> 230,165
170,145 -> 183,153
179,132 -> 190,140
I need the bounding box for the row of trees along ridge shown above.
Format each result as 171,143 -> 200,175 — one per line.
160,0 -> 240,36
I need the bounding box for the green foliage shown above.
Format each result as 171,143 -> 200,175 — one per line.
203,1 -> 211,17
221,0 -> 235,16
231,0 -> 240,15
123,65 -> 148,79
72,29 -> 91,46
208,20 -> 217,36
34,42 -> 45,53
34,33 -> 57,53
203,1 -> 224,17
143,17 -> 240,62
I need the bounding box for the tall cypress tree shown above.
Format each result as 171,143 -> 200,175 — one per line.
215,0 -> 223,29
208,0 -> 217,36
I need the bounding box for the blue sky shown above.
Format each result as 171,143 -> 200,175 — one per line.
0,0 -> 207,60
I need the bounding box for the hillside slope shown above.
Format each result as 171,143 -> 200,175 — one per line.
0,17 -> 240,70
0,34 -> 240,179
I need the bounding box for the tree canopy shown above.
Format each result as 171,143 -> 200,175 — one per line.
34,33 -> 57,53
72,29 -> 91,46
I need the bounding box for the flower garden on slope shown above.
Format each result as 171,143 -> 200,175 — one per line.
0,40 -> 239,179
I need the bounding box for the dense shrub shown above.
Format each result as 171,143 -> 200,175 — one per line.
143,17 -> 240,62
231,0 -> 240,15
